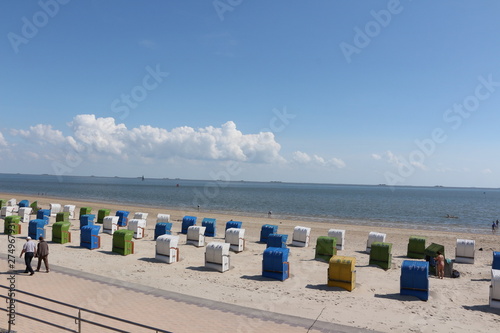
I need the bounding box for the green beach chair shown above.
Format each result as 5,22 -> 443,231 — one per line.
407,236 -> 426,259
4,216 -> 21,235
369,242 -> 392,270
52,221 -> 72,244
112,229 -> 135,255
315,236 -> 337,262
56,212 -> 70,223
97,209 -> 111,223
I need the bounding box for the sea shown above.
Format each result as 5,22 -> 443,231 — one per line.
0,173 -> 499,234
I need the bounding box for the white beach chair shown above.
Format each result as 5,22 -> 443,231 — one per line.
455,239 -> 475,264
156,213 -> 170,223
18,207 -> 32,223
187,226 -> 206,247
1,206 -> 15,219
205,242 -> 231,272
134,212 -> 148,220
328,229 -> 346,251
155,235 -> 180,264
7,199 -> 18,213
490,269 -> 500,308
128,219 -> 147,239
103,216 -> 119,235
292,226 -> 311,247
63,205 -> 76,219
225,228 -> 245,252
49,203 -> 62,216
366,232 -> 386,253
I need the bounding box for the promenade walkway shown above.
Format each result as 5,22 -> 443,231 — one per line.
0,257 -> 374,333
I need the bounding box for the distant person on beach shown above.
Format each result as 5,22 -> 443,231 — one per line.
268,211 -> 272,218
493,221 -> 497,233
435,251 -> 445,279
497,220 -> 499,228
20,236 -> 36,275
35,236 -> 49,273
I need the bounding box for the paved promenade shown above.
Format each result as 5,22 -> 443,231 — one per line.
0,257 -> 375,333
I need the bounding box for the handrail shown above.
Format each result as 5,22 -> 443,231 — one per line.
0,284 -> 172,333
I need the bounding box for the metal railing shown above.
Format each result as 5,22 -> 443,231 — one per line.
0,284 -> 172,333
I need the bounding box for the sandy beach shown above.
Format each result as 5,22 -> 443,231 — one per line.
1,192 -> 500,332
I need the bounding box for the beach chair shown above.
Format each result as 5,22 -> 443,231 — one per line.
103,216 -> 119,235
328,255 -> 356,291
267,234 -> 288,248
80,214 -> 95,229
56,212 -> 70,223
52,222 -> 71,244
400,260 -> 429,301
79,207 -> 92,219
37,209 -> 51,224
225,228 -> 245,252
260,224 -> 278,243
155,235 -> 180,264
18,200 -> 29,208
0,199 -> 5,209
97,209 -> 110,223
490,269 -> 500,308
1,206 -> 15,219
28,219 -> 46,240
181,216 -> 197,234
154,222 -> 173,240
49,203 -> 62,216
327,229 -> 345,250
116,210 -> 130,227
7,199 -> 17,209
186,226 -> 206,247
156,213 -> 171,223
455,239 -> 475,264
80,225 -> 101,250
493,252 -> 500,270
134,212 -> 148,220
112,229 -> 135,255
366,232 -> 386,253
262,247 -> 290,281
205,242 -> 231,272
18,207 -> 32,223
202,218 -> 217,237
369,242 -> 393,270
315,236 -> 337,262
291,226 -> 311,247
425,243 -> 445,276
128,219 -> 147,239
225,220 -> 242,230
63,205 -> 76,219
4,216 -> 21,235
407,236 -> 426,259
30,201 -> 39,215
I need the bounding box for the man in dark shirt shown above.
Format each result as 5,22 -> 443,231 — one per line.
35,236 -> 50,273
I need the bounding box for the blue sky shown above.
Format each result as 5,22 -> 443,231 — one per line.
1,1 -> 500,187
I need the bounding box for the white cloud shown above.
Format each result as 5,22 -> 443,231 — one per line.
11,114 -> 285,164
0,131 -> 7,146
371,153 -> 381,160
384,150 -> 427,170
482,168 -> 492,174
292,151 -> 345,168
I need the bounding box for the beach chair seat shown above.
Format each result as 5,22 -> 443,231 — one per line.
37,209 -> 51,224
112,229 -> 134,255
56,212 -> 70,223
225,220 -> 242,230
202,218 -> 217,237
260,224 -> 278,243
155,235 -> 179,264
79,207 -> 92,219
4,216 -> 21,235
103,216 -> 119,235
494,252 -> 500,270
328,255 -> 356,291
205,242 -> 231,272
28,219 -> 46,240
407,236 -> 426,259
262,247 -> 290,281
80,225 -> 101,250
156,213 -> 171,223
327,229 -> 345,250
291,226 -> 311,247
128,218 -> 147,239
18,207 -> 32,223
187,226 -> 206,247
80,214 -> 95,229
369,242 -> 393,270
154,222 -> 173,240
18,200 -> 29,208
52,221 -> 71,244
315,236 -> 337,262
400,260 -> 429,301
490,269 -> 500,308
1,206 -> 15,219
181,216 -> 197,234
63,205 -> 76,219
115,210 -> 130,227
455,239 -> 475,264
225,228 -> 245,252
7,199 -> 17,209
267,234 -> 288,248
49,203 -> 62,216
97,209 -> 110,223
134,212 -> 148,220
366,232 -> 386,253
425,243 -> 445,276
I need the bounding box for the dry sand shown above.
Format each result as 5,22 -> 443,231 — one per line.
1,192 -> 500,332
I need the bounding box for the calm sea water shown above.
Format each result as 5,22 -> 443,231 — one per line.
0,173 -> 499,234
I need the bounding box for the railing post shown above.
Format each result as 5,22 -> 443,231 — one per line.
76,308 -> 81,332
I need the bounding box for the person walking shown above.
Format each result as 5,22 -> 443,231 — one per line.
20,236 -> 36,275
35,236 -> 49,273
